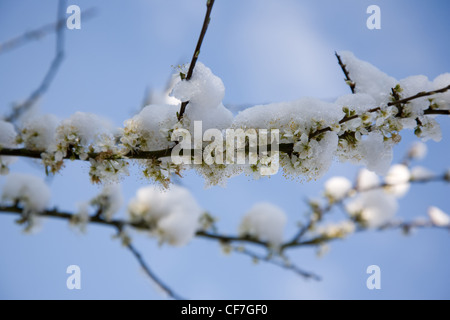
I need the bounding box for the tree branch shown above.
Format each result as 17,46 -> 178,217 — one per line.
335,52 -> 356,94
281,172 -> 450,251
0,7 -> 96,55
387,85 -> 450,107
125,243 -> 184,300
177,0 -> 216,121
4,0 -> 67,123
231,246 -> 321,280
1,84 -> 449,161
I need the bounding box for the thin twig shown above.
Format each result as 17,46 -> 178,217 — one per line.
0,8 -> 96,55
387,85 -> 450,107
335,52 -> 355,94
177,0 -> 216,121
232,246 -> 321,280
126,243 -> 185,300
4,0 -> 68,123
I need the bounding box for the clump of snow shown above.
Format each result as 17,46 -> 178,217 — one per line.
427,206 -> 450,227
233,97 -> 343,131
171,62 -> 233,132
358,132 -> 393,175
1,173 -> 50,215
399,75 -> 433,117
335,93 -> 377,114
128,185 -> 202,246
410,166 -> 434,181
0,120 -> 18,175
121,104 -> 179,151
384,164 -> 410,197
407,141 -> 427,160
356,169 -> 380,191
171,62 -> 225,110
51,112 -> 116,160
20,114 -> 59,151
239,203 -> 287,246
234,98 -> 342,180
339,51 -> 397,106
90,184 -> 123,221
432,73 -> 450,110
0,120 -> 17,147
346,190 -> 398,228
324,177 -> 353,200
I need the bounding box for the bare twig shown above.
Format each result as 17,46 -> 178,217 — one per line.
177,0 -> 216,121
232,246 -> 321,280
126,243 -> 185,300
387,84 -> 450,107
281,172 -> 450,251
335,52 -> 356,94
4,0 -> 67,123
0,8 -> 96,55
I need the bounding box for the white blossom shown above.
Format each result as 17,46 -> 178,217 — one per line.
410,166 -> 435,181
427,206 -> 450,227
407,141 -> 427,161
346,190 -> 398,228
384,164 -> 411,198
324,177 -> 353,201
128,185 -> 202,246
239,203 -> 287,247
1,173 -> 50,215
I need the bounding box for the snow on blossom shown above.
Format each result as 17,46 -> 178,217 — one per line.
19,114 -> 59,151
427,206 -> 450,227
339,51 -> 397,106
432,73 -> 450,110
335,93 -> 377,114
384,164 -> 411,197
234,98 -> 342,180
121,104 -> 179,151
171,62 -> 233,132
356,169 -> 380,191
398,75 -> 433,117
0,120 -> 17,147
1,173 -> 50,215
407,141 -> 427,160
0,120 -> 18,175
324,176 -> 353,201
128,185 -> 202,246
410,166 -> 434,181
346,190 -> 398,228
317,220 -> 356,239
50,112 -> 116,160
358,132 -> 393,175
90,184 -> 123,221
239,203 -> 287,246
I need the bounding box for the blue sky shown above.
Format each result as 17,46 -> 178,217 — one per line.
0,0 -> 449,299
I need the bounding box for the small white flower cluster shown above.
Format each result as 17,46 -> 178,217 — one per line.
238,203 -> 287,247
428,206 -> 450,227
317,141 -> 445,231
0,120 -> 18,175
127,185 -> 202,246
71,184 -> 124,232
1,173 -> 50,232
1,53 -> 449,188
316,220 -> 356,239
